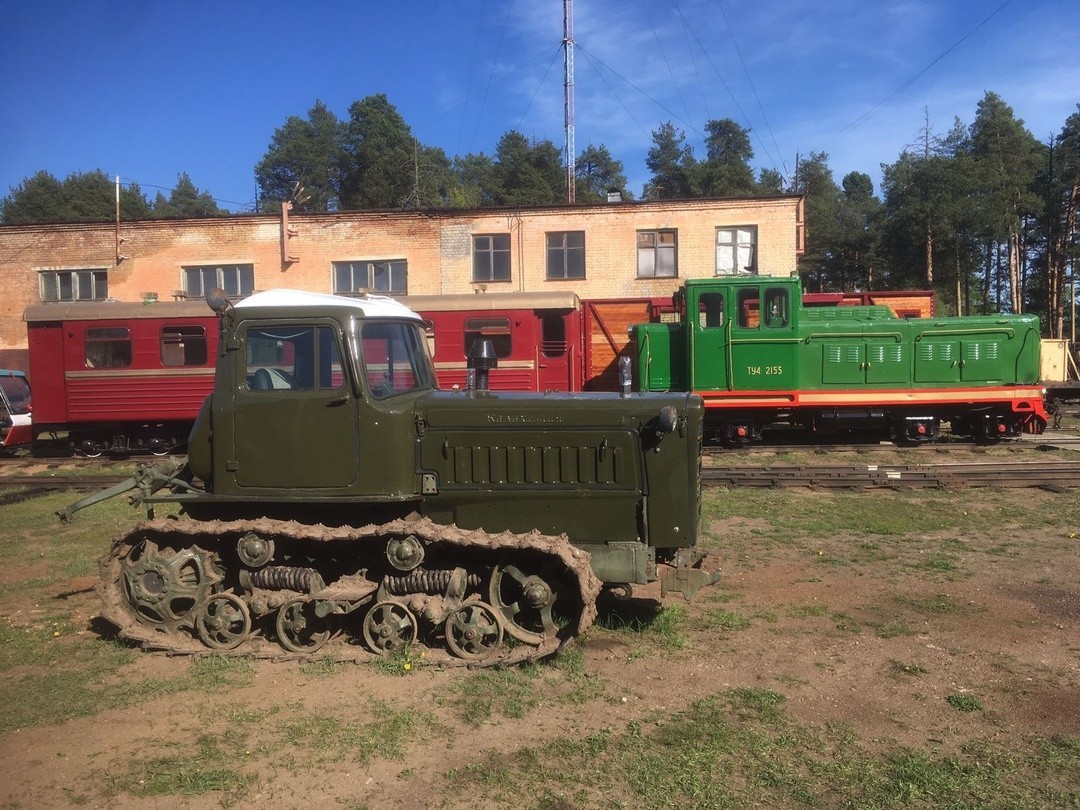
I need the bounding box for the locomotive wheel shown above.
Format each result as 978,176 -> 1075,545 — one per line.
489,564 -> 557,645
276,597 -> 331,653
196,592 -> 251,650
444,601 -> 503,661
121,539 -> 219,631
362,599 -> 417,655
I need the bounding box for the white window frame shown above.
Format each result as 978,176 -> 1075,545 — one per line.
183,264 -> 254,299
333,259 -> 408,295
715,226 -> 757,275
637,230 -> 678,278
38,268 -> 108,302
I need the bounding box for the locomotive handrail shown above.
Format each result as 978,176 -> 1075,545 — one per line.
913,327 -> 1016,340
801,331 -> 904,343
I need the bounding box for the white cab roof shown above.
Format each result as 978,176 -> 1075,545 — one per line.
235,289 -> 422,321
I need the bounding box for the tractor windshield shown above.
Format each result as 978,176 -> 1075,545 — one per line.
358,320 -> 436,399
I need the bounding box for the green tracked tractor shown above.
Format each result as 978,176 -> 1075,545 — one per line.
66,288 -> 718,666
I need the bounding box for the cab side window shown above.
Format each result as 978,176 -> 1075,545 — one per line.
764,288 -> 789,328
698,292 -> 725,329
245,325 -> 343,392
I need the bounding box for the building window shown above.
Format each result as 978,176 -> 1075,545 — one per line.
333,260 -> 407,295
85,327 -> 131,368
39,269 -> 108,302
161,326 -> 208,366
464,317 -> 512,359
637,230 -> 677,278
546,232 -> 585,280
716,226 -> 757,275
472,234 -> 511,283
183,264 -> 254,299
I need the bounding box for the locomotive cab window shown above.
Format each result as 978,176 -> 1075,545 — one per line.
161,326 -> 208,366
698,292 -> 725,329
736,289 -> 760,329
85,327 -> 131,368
245,325 -> 343,392
541,314 -> 567,358
464,317 -> 512,359
763,288 -> 789,328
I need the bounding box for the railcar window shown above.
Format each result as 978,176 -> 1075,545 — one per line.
472,234 -> 511,283
160,326 -> 208,366
698,292 -> 725,328
541,315 -> 567,358
85,327 -> 131,368
764,288 -> 789,328
244,325 -> 343,392
464,317 -> 512,359
546,231 -> 585,280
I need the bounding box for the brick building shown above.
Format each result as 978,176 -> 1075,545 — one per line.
0,195 -> 803,370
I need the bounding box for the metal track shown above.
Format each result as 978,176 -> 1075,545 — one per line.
704,460 -> 1080,489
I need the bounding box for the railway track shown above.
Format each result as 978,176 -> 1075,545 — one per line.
703,459 -> 1080,489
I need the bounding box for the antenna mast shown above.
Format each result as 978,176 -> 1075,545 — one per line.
563,0 -> 575,204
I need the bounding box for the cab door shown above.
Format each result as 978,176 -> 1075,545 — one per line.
729,285 -> 798,390
230,321 -> 358,489
690,290 -> 729,391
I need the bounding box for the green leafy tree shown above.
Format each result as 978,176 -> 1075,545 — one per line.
644,122 -> 695,199
339,94 -> 418,210
575,143 -> 630,202
969,92 -> 1042,312
695,118 -> 757,197
255,100 -> 344,212
450,152 -> 498,208
1,169 -> 151,224
757,168 -> 786,194
794,152 -> 843,290
152,173 -> 225,218
1039,105 -> 1080,337
833,171 -> 882,290
489,131 -> 564,206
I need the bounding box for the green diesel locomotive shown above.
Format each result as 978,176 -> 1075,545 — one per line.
633,275 -> 1047,444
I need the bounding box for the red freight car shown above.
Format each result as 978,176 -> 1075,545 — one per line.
24,301 -> 219,456
401,292 -> 582,392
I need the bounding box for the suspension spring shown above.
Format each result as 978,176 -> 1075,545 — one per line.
249,565 -> 325,593
384,568 -> 481,596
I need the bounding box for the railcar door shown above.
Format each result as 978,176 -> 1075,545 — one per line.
230,321 -> 358,489
537,312 -> 573,391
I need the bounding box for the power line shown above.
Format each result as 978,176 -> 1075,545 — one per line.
817,0 -> 1016,150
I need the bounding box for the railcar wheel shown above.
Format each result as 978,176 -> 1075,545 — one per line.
121,539 -> 220,631
276,597 -> 330,653
489,564 -> 557,645
196,593 -> 251,650
362,599 -> 418,654
445,601 -> 503,661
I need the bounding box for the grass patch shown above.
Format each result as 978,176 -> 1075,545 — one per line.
946,693 -> 984,713
447,688 -> 1079,809
106,734 -> 255,799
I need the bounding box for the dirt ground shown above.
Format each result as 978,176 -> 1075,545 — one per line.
0,482 -> 1077,808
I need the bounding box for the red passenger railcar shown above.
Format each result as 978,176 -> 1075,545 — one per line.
24,301 -> 219,455
402,292 -> 583,392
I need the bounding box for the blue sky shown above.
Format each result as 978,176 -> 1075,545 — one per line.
1,0 -> 1077,212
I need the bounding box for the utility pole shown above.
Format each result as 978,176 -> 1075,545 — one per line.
563,0 -> 575,204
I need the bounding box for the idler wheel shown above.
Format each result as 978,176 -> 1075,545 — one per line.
276,597 -> 331,653
237,532 -> 275,568
121,539 -> 219,631
385,535 -> 425,572
444,601 -> 503,661
489,564 -> 557,645
362,599 -> 418,655
196,593 -> 251,650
